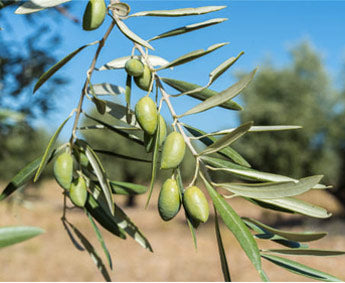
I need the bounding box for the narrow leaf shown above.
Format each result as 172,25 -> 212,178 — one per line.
0,157 -> 41,201
86,210 -> 113,270
200,121 -> 253,155
15,0 -> 70,14
262,249 -> 345,257
34,43 -> 95,93
34,115 -> 71,182
129,6 -> 226,17
158,42 -> 228,70
214,208 -> 231,282
149,18 -> 227,41
112,15 -> 154,50
94,149 -> 151,163
109,180 -> 147,195
216,175 -> 323,199
179,69 -> 257,117
162,78 -> 242,111
0,226 -> 44,248
201,174 -> 264,278
66,221 -> 112,282
243,218 -> 327,242
87,83 -> 125,96
261,254 -> 342,282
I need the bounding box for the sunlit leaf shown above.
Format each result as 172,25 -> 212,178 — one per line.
34,42 -> 95,93
109,180 -> 147,195
109,2 -> 130,17
15,0 -> 70,14
200,122 -> 253,155
129,6 -> 226,17
216,175 -> 323,199
157,43 -> 228,71
262,248 -> 345,257
95,149 -> 150,163
261,254 -> 342,282
0,226 -> 44,248
34,115 -> 72,182
162,78 -> 242,111
87,83 -> 125,96
179,69 -> 257,117
149,18 -> 227,41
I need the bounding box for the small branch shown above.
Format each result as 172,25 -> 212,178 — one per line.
54,6 -> 80,24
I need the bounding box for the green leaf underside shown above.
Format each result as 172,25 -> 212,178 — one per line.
209,51 -> 245,84
182,123 -> 250,167
94,149 -> 151,163
217,175 -> 323,199
214,208 -> 231,282
112,15 -> 154,50
200,121 -> 253,155
98,55 -> 169,71
65,221 -> 112,282
242,217 -> 327,242
34,115 -> 71,182
149,18 -> 227,41
158,42 -> 228,70
261,254 -> 342,282
129,6 -> 226,17
86,211 -> 113,270
262,248 -> 345,256
34,43 -> 94,93
109,180 -> 147,195
0,157 -> 41,201
83,113 -> 143,146
176,168 -> 197,250
15,0 -> 71,14
145,121 -> 160,208
0,226 -> 44,248
87,83 -> 125,96
77,140 -> 114,216
249,197 -> 331,218
201,174 -> 264,278
162,78 -> 242,111
180,69 -> 257,117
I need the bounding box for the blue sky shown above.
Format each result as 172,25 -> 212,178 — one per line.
3,1 -> 345,140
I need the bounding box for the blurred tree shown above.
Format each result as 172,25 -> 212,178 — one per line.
235,41 -> 342,200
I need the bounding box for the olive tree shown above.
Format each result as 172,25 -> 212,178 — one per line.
1,0 -> 344,282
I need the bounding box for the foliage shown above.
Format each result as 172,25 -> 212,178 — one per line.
0,226 -> 44,249
1,1 -> 344,282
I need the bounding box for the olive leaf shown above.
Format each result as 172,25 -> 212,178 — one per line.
34,115 -> 72,182
162,78 -> 243,111
215,175 -> 323,199
109,181 -> 147,195
111,15 -> 154,50
157,42 -> 228,71
179,68 -> 257,117
262,249 -> 345,257
34,42 -> 96,93
200,173 -> 266,281
149,18 -> 228,42
109,2 -> 130,17
129,6 -> 226,17
0,226 -> 44,248
94,149 -> 151,163
15,0 -> 70,14
261,254 -> 342,282
87,83 -> 125,96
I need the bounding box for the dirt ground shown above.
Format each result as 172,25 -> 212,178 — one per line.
0,180 -> 345,282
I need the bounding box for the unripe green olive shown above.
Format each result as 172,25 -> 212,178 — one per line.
143,114 -> 167,152
82,0 -> 106,31
69,176 -> 88,207
183,186 -> 209,223
79,151 -> 89,168
160,132 -> 185,169
135,96 -> 158,135
134,64 -> 152,91
54,151 -> 73,190
125,59 -> 144,77
158,178 -> 181,221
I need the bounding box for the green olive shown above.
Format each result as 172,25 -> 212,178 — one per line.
160,132 -> 185,169
79,151 -> 89,168
54,151 -> 73,190
69,176 -> 88,207
143,114 -> 167,152
82,0 -> 106,31
134,64 -> 152,91
125,59 -> 144,77
183,186 -> 209,223
135,96 -> 158,135
158,178 -> 181,221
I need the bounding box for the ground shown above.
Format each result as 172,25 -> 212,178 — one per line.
0,180 -> 345,282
